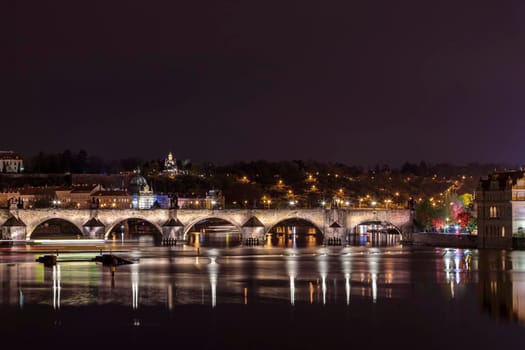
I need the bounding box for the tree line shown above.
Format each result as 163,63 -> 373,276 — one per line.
21,150 -> 518,179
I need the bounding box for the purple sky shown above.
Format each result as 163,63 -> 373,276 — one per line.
8,0 -> 525,167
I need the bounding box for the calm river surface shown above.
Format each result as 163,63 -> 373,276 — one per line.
1,242 -> 525,349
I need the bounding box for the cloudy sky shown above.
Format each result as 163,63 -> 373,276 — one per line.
8,0 -> 525,167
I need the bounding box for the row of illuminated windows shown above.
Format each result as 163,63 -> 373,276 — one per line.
487,205 -> 513,218
512,192 -> 525,200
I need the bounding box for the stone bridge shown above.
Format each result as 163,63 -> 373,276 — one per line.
0,207 -> 412,243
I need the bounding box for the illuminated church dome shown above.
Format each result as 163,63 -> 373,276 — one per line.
128,169 -> 148,194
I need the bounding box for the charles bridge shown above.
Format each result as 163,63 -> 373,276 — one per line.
0,207 -> 412,244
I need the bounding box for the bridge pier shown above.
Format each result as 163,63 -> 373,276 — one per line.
82,227 -> 105,239
241,227 -> 265,246
161,217 -> 184,245
241,216 -> 265,246
1,214 -> 27,241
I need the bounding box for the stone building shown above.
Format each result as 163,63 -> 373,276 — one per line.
162,152 -> 190,176
128,170 -> 154,209
0,190 -> 20,208
475,169 -> 525,248
163,152 -> 179,174
0,151 -> 23,173
67,185 -> 103,208
90,189 -> 132,209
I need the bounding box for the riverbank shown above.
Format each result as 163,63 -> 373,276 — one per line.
402,232 -> 478,248
403,232 -> 525,250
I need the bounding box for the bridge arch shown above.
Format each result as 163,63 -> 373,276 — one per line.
29,217 -> 84,239
265,217 -> 324,236
351,219 -> 403,246
104,217 -> 163,242
355,220 -> 402,235
265,217 -> 324,247
182,216 -> 243,245
182,216 -> 243,238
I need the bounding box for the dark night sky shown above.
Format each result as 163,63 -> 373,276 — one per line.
8,0 -> 525,167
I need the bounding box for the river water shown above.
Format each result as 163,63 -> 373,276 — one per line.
1,242 -> 524,349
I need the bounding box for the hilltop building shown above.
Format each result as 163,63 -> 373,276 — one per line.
0,151 -> 23,173
475,169 -> 525,248
163,152 -> 179,175
162,151 -> 191,176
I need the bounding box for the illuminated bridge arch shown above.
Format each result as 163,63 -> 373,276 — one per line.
182,216 -> 243,239
264,217 -> 325,247
29,217 -> 84,239
183,216 -> 244,246
104,217 -> 163,241
265,217 -> 324,236
355,220 -> 402,235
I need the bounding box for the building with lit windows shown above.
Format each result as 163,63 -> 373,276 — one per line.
0,190 -> 20,208
90,189 -> 132,209
0,151 -> 23,173
475,169 -> 525,248
163,152 -> 179,174
128,170 -> 166,209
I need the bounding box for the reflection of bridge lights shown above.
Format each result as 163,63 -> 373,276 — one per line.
167,284 -> 173,311
19,288 -> 24,309
341,254 -> 352,305
131,264 -> 139,310
454,256 -> 461,284
207,249 -> 219,260
290,276 -> 295,306
52,265 -> 61,310
208,258 -> 219,308
345,273 -> 351,305
368,255 -> 378,303
318,254 -> 328,304
371,273 -> 377,303
286,256 -> 297,306
322,275 -> 326,304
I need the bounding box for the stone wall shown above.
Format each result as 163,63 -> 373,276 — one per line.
410,232 -> 478,249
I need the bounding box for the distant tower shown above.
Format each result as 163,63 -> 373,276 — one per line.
475,170 -> 525,249
163,152 -> 178,174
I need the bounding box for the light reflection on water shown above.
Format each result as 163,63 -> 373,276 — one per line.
1,244 -> 525,328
